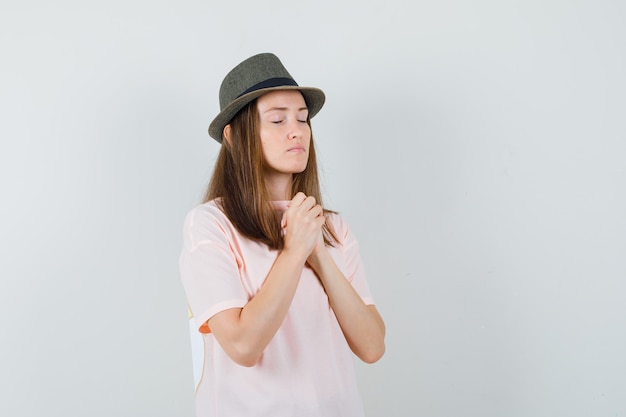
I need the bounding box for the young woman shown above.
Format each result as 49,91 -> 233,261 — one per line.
180,53 -> 385,417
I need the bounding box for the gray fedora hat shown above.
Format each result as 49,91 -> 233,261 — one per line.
208,53 -> 326,142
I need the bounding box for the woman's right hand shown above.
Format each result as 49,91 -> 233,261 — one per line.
281,192 -> 325,260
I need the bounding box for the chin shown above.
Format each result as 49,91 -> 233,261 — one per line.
279,162 -> 308,174
292,164 -> 308,174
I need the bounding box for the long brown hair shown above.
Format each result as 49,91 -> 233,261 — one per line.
204,99 -> 338,250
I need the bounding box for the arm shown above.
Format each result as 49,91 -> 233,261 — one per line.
307,235 -> 386,364
207,193 -> 325,367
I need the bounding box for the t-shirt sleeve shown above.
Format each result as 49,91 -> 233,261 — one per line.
179,205 -> 248,334
330,214 -> 375,306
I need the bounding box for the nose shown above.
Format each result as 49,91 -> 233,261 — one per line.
288,120 -> 303,140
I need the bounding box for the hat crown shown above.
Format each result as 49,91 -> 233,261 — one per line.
219,53 -> 296,111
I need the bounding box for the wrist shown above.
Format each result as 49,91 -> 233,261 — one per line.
307,245 -> 331,273
280,246 -> 311,266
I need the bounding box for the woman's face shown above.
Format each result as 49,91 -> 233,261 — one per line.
257,90 -> 311,178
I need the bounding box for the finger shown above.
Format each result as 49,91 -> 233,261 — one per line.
309,204 -> 323,218
300,195 -> 317,211
290,192 -> 308,207
292,194 -> 317,211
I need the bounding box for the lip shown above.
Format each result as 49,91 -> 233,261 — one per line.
287,146 -> 306,152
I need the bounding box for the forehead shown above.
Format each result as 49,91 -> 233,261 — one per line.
256,90 -> 307,110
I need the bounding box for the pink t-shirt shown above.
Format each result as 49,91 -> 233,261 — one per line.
179,200 -> 374,417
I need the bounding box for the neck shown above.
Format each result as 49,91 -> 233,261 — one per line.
264,172 -> 293,201
265,172 -> 293,201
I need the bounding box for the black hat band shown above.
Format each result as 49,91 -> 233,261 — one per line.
236,77 -> 299,99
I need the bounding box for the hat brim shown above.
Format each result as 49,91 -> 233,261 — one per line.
208,86 -> 325,142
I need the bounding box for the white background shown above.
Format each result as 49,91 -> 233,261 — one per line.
1,1 -> 625,416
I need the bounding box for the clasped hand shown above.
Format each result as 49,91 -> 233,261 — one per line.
280,192 -> 326,263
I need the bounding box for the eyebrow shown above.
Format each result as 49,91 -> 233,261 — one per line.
262,106 -> 309,114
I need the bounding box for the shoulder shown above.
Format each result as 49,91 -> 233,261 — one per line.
326,211 -> 353,243
326,212 -> 365,269
183,199 -> 234,246
185,199 -> 227,224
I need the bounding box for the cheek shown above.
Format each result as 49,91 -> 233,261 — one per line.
259,138 -> 279,163
259,129 -> 270,150
259,128 -> 277,149
260,137 -> 272,153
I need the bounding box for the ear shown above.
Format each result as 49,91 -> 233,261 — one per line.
222,124 -> 232,145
